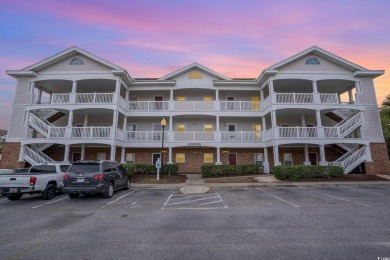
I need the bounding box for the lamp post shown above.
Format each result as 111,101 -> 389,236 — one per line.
161,118 -> 166,179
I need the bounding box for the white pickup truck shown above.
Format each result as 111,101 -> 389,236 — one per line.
0,163 -> 71,201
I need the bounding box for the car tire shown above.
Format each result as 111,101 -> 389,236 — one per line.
41,184 -> 56,200
6,194 -> 23,201
68,193 -> 79,199
103,182 -> 114,199
124,179 -> 130,190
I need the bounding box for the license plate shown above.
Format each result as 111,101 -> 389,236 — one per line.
77,178 -> 84,183
9,188 -> 17,193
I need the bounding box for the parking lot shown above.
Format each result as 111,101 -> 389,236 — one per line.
1,185 -> 390,259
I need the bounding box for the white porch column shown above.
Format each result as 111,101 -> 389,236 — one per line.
316,110 -> 322,127
365,144 -> 372,162
260,90 -> 264,101
319,144 -> 327,165
168,147 -> 173,163
271,110 -> 279,139
123,116 -> 127,130
121,147 -> 125,163
70,81 -> 77,104
110,145 -> 116,160
112,110 -> 118,127
81,144 -> 85,160
304,145 -> 310,165
273,145 -> 281,165
216,147 -> 222,165
68,110 -> 74,127
83,114 -> 88,126
125,89 -> 129,101
169,116 -> 173,131
113,80 -> 120,104
216,115 -> 220,131
354,81 -> 361,104
38,89 -> 43,104
262,116 -> 267,141
18,144 -> 25,161
269,79 -> 276,104
348,89 -> 353,103
64,144 -> 70,162
263,147 -> 270,173
215,89 -> 219,100
170,89 -> 174,100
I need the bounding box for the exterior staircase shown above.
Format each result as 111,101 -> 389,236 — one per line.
329,146 -> 366,174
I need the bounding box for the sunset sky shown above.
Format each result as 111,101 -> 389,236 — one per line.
0,0 -> 389,130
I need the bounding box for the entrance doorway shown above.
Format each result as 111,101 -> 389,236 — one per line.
72,152 -> 81,162
152,153 -> 161,165
309,152 -> 317,165
228,153 -> 237,165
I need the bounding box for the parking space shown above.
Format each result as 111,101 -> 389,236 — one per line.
0,185 -> 389,211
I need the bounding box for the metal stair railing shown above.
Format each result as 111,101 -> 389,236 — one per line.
29,114 -> 50,137
31,146 -> 55,162
24,146 -> 48,164
338,112 -> 362,138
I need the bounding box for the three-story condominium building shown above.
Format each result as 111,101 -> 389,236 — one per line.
1,46 -> 389,174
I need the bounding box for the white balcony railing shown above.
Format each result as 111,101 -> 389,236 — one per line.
220,101 -> 260,111
174,132 -> 215,142
278,127 -> 318,138
221,131 -> 262,142
174,101 -> 214,111
275,93 -> 313,104
320,93 -> 339,104
129,101 -> 169,111
51,94 -> 70,104
76,93 -> 113,104
125,131 -> 167,141
72,127 -> 111,138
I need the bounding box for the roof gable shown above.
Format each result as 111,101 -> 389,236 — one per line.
159,62 -> 230,80
265,45 -> 367,72
22,46 -> 125,72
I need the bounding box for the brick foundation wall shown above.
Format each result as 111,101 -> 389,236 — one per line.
0,142 -> 25,169
365,143 -> 390,175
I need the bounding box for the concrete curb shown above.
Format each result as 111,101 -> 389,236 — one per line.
132,181 -> 390,189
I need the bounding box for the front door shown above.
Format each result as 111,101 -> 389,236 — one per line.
155,96 -> 163,110
309,152 -> 317,165
228,154 -> 237,165
152,153 -> 161,165
72,152 -> 81,162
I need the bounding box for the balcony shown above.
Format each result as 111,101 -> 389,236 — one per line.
221,131 -> 262,142
273,92 -> 341,105
49,93 -> 115,105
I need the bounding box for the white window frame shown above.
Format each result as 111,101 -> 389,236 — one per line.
283,153 -> 293,165
125,153 -> 135,164
204,153 -> 214,163
254,153 -> 263,165
176,96 -> 186,101
176,153 -> 186,163
203,123 -> 214,132
176,123 -> 186,132
226,123 -> 237,132
97,153 -> 106,161
203,96 -> 213,101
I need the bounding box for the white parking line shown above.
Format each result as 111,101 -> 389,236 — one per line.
169,194 -> 217,200
256,188 -> 299,208
166,195 -> 220,206
100,189 -> 137,209
339,186 -> 385,195
32,197 -> 68,209
324,194 -> 372,207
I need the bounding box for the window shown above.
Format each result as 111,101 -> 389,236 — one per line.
176,153 -> 185,163
204,153 -> 214,163
97,153 -> 106,161
203,96 -> 213,101
283,153 -> 293,165
176,124 -> 186,132
204,124 -> 213,132
60,165 -> 70,172
305,57 -> 320,65
126,153 -> 135,164
177,96 -> 186,101
253,124 -> 261,138
251,96 -> 260,110
127,124 -> 136,139
254,153 -> 263,166
69,57 -> 84,65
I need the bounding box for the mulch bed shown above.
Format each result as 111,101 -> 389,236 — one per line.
204,176 -> 257,183
295,174 -> 389,182
132,174 -> 187,184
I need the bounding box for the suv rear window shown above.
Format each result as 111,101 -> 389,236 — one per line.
69,163 -> 100,173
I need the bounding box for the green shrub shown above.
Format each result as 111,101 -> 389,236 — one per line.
121,163 -> 179,175
273,165 -> 344,181
201,164 -> 262,177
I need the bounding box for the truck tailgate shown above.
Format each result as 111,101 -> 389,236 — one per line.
0,175 -> 31,188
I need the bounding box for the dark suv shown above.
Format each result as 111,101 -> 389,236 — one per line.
62,161 -> 130,199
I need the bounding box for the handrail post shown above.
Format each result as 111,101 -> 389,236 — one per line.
90,126 -> 93,138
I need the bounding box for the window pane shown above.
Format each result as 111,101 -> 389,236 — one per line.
97,153 -> 106,160
204,124 -> 213,132
176,124 -> 186,132
254,153 -> 263,161
203,96 -> 212,101
126,153 -> 135,163
176,153 -> 185,163
177,96 -> 186,101
204,153 -> 213,163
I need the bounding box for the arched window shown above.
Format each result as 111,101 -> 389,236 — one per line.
305,57 -> 320,65
69,57 -> 84,65
188,71 -> 203,79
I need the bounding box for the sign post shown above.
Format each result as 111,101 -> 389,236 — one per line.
156,158 -> 161,180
